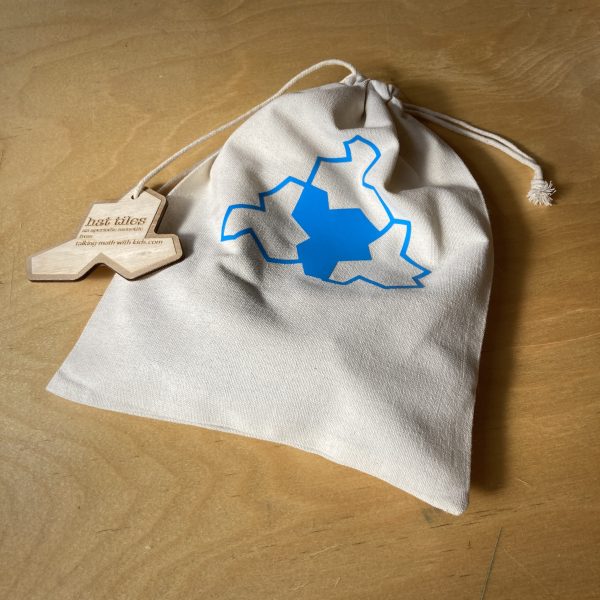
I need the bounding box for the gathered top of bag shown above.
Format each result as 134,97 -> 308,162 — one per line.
132,59 -> 555,207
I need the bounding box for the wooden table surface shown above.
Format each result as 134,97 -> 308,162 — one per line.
2,1 -> 599,598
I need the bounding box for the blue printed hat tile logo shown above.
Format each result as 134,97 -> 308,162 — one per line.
221,135 -> 430,289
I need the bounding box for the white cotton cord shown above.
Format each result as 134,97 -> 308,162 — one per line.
527,179 -> 556,207
131,59 -> 358,199
156,149 -> 221,196
403,103 -> 555,206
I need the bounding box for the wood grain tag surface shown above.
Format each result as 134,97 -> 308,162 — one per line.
27,189 -> 182,281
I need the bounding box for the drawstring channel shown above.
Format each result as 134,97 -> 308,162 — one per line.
132,59 -> 554,206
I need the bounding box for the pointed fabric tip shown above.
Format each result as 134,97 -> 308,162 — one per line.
527,179 -> 555,206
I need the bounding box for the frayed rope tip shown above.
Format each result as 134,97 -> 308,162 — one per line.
527,179 -> 555,207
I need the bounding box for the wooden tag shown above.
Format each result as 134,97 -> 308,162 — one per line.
27,189 -> 182,281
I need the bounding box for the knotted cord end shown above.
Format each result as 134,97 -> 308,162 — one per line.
527,179 -> 555,206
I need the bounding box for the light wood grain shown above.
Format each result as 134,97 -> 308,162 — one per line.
27,189 -> 182,280
1,1 -> 599,598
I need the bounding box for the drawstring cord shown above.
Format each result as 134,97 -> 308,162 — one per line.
131,59 -> 357,199
132,59 -> 554,206
403,103 -> 555,206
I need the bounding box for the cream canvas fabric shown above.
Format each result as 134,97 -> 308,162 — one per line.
47,61 -> 551,515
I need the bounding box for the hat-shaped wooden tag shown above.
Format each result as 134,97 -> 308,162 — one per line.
27,189 -> 182,281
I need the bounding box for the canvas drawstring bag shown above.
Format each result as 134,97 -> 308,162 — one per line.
46,59 -> 554,515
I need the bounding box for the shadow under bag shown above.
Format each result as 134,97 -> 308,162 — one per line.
47,60 -> 554,514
